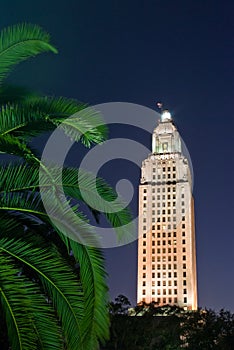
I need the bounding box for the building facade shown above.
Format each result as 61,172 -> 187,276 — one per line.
137,110 -> 197,310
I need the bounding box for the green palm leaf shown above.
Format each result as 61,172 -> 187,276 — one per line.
0,254 -> 37,350
0,23 -> 57,83
0,227 -> 86,349
0,97 -> 107,146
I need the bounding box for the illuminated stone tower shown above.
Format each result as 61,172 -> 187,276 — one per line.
137,109 -> 197,310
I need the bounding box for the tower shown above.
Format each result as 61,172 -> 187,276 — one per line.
137,108 -> 197,310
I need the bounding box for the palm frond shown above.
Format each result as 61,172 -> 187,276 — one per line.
0,227 -> 86,350
0,23 -> 57,83
0,97 -> 107,146
0,254 -> 38,350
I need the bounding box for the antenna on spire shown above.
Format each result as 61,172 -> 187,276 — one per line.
156,101 -> 163,113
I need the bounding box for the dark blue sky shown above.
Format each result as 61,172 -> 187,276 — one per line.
2,0 -> 234,310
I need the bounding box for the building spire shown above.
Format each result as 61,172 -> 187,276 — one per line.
156,101 -> 172,122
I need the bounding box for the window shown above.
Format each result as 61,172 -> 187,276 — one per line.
182,224 -> 185,229
152,249 -> 155,254
184,297 -> 187,303
142,290 -> 146,295
143,257 -> 146,262
163,298 -> 166,303
143,249 -> 146,254
174,272 -> 177,278
157,248 -> 160,254
152,273 -> 155,278
157,273 -> 160,278
174,289 -> 177,295
182,239 -> 186,244
174,248 -> 177,253
152,241 -> 155,246
183,263 -> 186,269
143,203 -> 146,208
181,193 -> 184,198
182,216 -> 185,221
142,281 -> 146,286
144,189 -> 147,193
183,289 -> 187,294
174,297 -> 177,303
157,281 -> 161,286
163,289 -> 166,295
174,264 -> 177,270
143,273 -> 146,278
174,280 -> 177,286
182,247 -> 186,253
183,255 -> 186,261
143,265 -> 146,270
183,280 -> 187,286
183,272 -> 186,277
182,231 -> 185,237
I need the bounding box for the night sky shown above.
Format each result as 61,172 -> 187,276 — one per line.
2,0 -> 234,311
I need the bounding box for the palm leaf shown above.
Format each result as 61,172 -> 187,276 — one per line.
0,97 -> 107,146
0,254 -> 37,350
0,227 -> 86,350
0,23 -> 57,83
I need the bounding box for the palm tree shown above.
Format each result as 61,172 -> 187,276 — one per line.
0,24 -> 132,349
